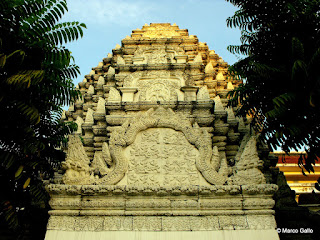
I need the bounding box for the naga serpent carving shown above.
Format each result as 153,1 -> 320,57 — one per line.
62,107 -> 265,185
95,107 -> 229,185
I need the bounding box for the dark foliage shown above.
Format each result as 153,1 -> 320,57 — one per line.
225,0 -> 320,188
0,0 -> 85,237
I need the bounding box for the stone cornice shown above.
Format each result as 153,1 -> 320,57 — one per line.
115,62 -> 203,71
47,184 -> 278,196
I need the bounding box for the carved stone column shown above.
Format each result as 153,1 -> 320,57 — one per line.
181,86 -> 198,101
119,87 -> 138,102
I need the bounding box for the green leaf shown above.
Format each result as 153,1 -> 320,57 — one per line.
23,178 -> 31,189
0,53 -> 7,68
15,165 -> 24,178
292,37 -> 305,60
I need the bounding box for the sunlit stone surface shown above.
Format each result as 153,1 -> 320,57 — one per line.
46,23 -> 279,240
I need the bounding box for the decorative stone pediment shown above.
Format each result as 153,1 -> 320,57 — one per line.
61,107 -> 265,187
124,70 -> 186,87
134,46 -> 179,64
138,79 -> 180,102
48,23 -> 279,240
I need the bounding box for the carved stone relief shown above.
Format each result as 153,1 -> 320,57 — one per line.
62,107 -> 245,185
133,46 -> 184,64
138,79 -> 180,102
145,48 -> 173,64
47,214 -> 277,232
108,87 -> 121,102
62,107 -> 266,186
125,128 -> 200,186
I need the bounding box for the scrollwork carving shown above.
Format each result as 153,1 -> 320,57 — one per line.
91,142 -> 112,176
138,79 -> 180,102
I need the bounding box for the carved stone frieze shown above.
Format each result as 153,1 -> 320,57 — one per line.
134,46 -> 178,64
246,215 -> 277,230
218,215 -> 248,230
126,128 -> 200,186
47,184 -> 277,197
133,216 -> 162,231
47,214 -> 276,231
104,216 -> 133,231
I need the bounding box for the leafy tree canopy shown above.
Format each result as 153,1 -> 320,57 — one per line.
0,0 -> 85,235
226,0 -> 320,180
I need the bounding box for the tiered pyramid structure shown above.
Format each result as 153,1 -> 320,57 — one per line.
46,23 -> 279,240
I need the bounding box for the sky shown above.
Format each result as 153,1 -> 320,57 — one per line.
60,0 -> 242,85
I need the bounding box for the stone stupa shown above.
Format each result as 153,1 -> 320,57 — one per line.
45,23 -> 279,240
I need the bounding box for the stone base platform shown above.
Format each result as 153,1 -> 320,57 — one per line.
45,184 -> 279,240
